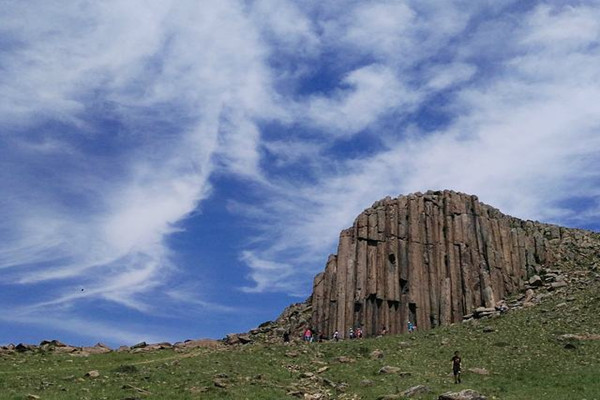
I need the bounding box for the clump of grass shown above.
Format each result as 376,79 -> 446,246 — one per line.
112,364 -> 138,374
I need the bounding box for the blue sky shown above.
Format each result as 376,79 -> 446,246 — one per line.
1,1 -> 600,347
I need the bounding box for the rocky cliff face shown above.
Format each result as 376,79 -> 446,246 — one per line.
311,190 -> 600,338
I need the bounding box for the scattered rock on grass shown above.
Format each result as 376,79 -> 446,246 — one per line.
438,389 -> 487,400
468,367 -> 490,375
370,349 -> 384,359
213,378 -> 228,388
378,365 -> 401,374
85,370 -> 100,378
376,395 -> 400,400
378,366 -> 411,376
189,386 -> 209,394
528,275 -> 543,287
122,384 -> 151,395
550,281 -> 568,290
402,385 -> 431,397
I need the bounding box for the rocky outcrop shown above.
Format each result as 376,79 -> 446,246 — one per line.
0,339 -> 223,355
224,301 -> 313,345
311,190 -> 600,338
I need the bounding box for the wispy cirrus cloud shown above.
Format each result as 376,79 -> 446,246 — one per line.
0,0 -> 279,341
236,1 -> 600,293
2,0 -> 600,345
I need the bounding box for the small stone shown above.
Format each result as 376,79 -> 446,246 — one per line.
26,395 -> 41,400
370,349 -> 384,359
378,365 -> 406,375
316,366 -> 329,374
322,378 -> 337,388
402,385 -> 431,397
523,289 -> 535,303
122,384 -> 151,395
336,356 -> 356,363
85,370 -> 100,378
237,334 -> 253,344
336,382 -> 349,392
213,378 -> 228,388
438,389 -> 487,400
468,367 -> 490,375
359,379 -> 373,387
189,386 -> 209,394
528,275 -> 543,287
550,281 -> 568,289
379,365 -> 400,374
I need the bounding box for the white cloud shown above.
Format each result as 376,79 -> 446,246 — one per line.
0,313 -> 168,346
240,251 -> 296,294
306,64 -> 414,135
523,4 -> 600,50
2,0 -> 600,342
250,0 -> 320,56
237,2 -> 600,294
341,2 -> 417,58
425,63 -> 477,91
0,0 -> 278,325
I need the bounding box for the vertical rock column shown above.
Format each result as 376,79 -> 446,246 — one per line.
311,190 -> 590,338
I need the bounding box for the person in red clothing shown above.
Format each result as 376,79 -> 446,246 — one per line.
304,328 -> 312,342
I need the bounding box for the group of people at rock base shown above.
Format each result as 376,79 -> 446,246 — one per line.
303,322 -> 416,343
302,328 -> 328,342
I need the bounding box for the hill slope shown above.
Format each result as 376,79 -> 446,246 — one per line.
1,265 -> 599,399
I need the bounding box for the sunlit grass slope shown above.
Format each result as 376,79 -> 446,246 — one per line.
1,278 -> 599,400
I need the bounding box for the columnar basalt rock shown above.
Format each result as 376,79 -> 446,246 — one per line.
311,190 -> 600,338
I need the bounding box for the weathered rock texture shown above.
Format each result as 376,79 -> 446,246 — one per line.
311,190 -> 600,338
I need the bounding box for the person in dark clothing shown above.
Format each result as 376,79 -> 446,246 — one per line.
451,351 -> 462,384
283,331 -> 290,343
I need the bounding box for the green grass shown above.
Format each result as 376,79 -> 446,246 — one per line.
1,279 -> 599,400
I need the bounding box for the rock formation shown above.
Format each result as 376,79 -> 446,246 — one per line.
311,190 -> 600,338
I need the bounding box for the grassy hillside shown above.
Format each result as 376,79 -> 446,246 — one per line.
1,275 -> 599,400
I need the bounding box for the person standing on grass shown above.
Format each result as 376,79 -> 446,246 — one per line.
304,328 -> 312,342
451,351 -> 462,384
